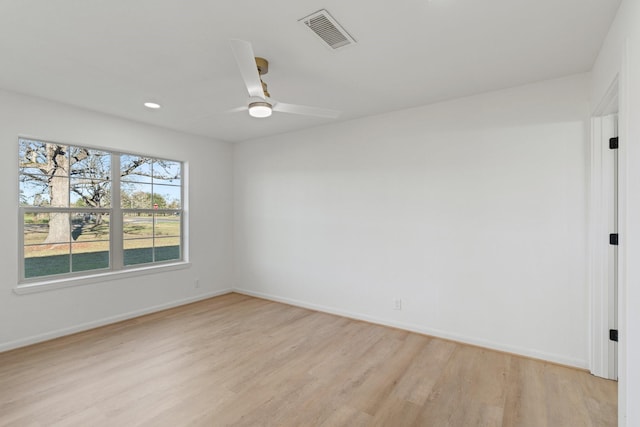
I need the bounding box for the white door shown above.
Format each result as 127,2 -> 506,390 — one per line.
590,112 -> 618,380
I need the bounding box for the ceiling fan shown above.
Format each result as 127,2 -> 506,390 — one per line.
230,39 -> 340,119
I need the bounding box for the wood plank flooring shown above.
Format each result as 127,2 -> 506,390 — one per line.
0,293 -> 617,426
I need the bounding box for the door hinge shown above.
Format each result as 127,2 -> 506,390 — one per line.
610,329 -> 618,342
610,233 -> 619,246
609,137 -> 619,149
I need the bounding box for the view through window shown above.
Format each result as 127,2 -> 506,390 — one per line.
19,138 -> 183,281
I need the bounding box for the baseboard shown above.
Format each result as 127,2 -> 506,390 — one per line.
0,288 -> 233,353
234,288 -> 588,369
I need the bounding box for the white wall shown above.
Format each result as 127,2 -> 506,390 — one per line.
591,0 -> 640,425
234,74 -> 590,368
0,89 -> 234,351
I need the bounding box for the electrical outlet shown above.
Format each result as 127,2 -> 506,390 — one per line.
195,278 -> 200,288
394,298 -> 402,310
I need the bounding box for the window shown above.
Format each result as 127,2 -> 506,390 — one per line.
19,138 -> 184,282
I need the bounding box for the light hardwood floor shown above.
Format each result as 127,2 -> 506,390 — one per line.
0,293 -> 616,426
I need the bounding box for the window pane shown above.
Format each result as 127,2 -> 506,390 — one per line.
72,241 -> 109,272
70,179 -> 111,208
154,214 -> 181,238
19,139 -> 48,175
123,212 -> 153,239
153,184 -> 181,209
70,147 -> 111,177
19,140 -> 70,209
153,160 -> 181,185
155,238 -> 180,262
121,182 -> 153,208
19,140 -> 69,177
24,244 -> 70,278
24,213 -> 53,245
20,180 -> 50,207
124,239 -> 153,266
23,212 -> 70,244
121,155 -> 152,183
155,213 -> 180,262
48,174 -> 70,207
71,212 -> 110,242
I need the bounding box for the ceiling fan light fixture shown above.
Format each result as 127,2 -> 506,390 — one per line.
248,101 -> 272,118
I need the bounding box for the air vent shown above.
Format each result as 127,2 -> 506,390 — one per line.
299,9 -> 356,50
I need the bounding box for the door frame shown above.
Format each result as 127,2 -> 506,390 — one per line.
589,77 -> 619,380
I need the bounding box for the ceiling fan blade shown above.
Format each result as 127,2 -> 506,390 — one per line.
272,101 -> 341,119
227,105 -> 248,113
230,39 -> 265,99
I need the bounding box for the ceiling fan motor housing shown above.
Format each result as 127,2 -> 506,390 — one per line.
248,100 -> 273,118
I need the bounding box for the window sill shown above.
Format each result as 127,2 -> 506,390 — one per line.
13,262 -> 192,295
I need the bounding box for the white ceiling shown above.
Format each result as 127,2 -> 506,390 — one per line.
0,0 -> 621,142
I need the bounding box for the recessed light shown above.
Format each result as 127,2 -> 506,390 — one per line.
144,102 -> 161,109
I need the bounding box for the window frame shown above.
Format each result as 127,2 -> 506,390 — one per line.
17,138 -> 187,289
